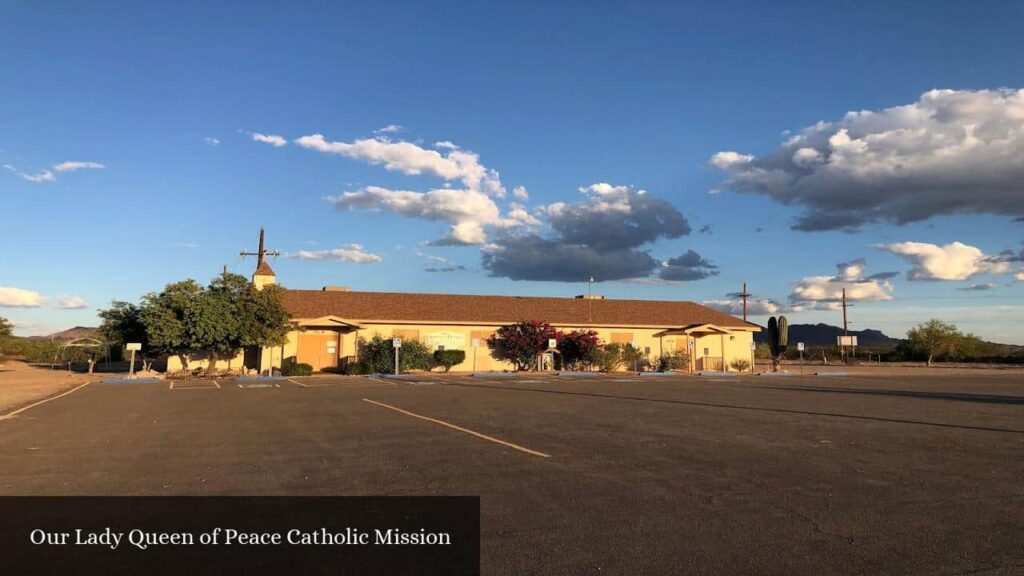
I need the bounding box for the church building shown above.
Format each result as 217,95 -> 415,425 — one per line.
170,232 -> 760,374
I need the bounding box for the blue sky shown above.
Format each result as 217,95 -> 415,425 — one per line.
3,0 -> 1023,343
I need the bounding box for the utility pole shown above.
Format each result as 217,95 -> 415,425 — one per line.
842,288 -> 848,336
737,282 -> 752,322
240,227 -> 281,267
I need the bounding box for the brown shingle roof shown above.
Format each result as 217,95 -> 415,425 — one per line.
282,290 -> 757,329
254,261 -> 276,276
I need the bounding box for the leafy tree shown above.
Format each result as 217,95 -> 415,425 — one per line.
0,316 -> 12,338
657,350 -> 690,372
557,330 -> 600,370
487,320 -> 557,371
98,302 -> 153,371
621,343 -> 646,372
433,349 -> 466,372
906,319 -> 962,365
239,284 -> 291,350
140,280 -> 204,372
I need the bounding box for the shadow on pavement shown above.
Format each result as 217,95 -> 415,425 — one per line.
752,385 -> 1024,406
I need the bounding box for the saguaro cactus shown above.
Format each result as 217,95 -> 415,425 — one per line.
767,315 -> 789,371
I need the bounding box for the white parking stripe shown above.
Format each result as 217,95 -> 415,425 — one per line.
0,381 -> 94,422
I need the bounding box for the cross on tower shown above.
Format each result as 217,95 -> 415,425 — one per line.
240,227 -> 281,267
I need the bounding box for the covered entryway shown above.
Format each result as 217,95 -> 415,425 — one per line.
654,323 -> 735,372
292,316 -> 361,372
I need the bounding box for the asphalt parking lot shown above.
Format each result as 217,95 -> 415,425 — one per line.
1,370 -> 1022,575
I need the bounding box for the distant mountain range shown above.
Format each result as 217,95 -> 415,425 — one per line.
753,323 -> 901,348
28,326 -> 98,341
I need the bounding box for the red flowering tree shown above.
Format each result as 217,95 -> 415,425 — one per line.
557,330 -> 601,370
487,320 -> 558,370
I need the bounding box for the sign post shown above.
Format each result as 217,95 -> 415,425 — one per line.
688,339 -> 695,374
749,340 -> 756,373
471,338 -> 480,373
126,343 -> 142,378
797,342 -> 805,373
392,338 -> 402,375
630,340 -> 639,372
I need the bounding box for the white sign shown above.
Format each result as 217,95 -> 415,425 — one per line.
749,341 -> 756,351
126,343 -> 142,351
471,338 -> 481,348
392,338 -> 402,348
423,331 -> 466,351
797,342 -> 805,351
630,340 -> 639,349
688,340 -> 695,349
837,335 -> 858,347
548,339 -> 557,349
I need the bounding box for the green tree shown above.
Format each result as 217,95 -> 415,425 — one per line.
140,280 -> 204,372
239,284 -> 291,350
0,316 -> 12,338
621,343 -> 645,372
589,343 -> 623,372
907,319 -> 962,365
98,302 -> 153,371
487,320 -> 557,370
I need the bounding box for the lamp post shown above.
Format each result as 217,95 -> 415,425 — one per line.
587,276 -> 595,322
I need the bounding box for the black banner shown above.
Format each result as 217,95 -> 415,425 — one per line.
0,496 -> 479,575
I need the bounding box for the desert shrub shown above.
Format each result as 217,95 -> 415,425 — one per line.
433,349 -> 466,372
589,343 -> 623,372
657,350 -> 690,372
359,335 -> 434,374
342,362 -> 370,375
729,358 -> 751,372
282,362 -> 313,376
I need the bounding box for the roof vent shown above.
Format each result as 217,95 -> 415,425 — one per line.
575,294 -> 605,300
322,286 -> 351,292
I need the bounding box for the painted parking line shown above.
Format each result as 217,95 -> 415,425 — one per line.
362,398 -> 551,458
0,381 -> 94,422
170,380 -> 220,390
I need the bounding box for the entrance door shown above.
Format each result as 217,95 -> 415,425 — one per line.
296,332 -> 340,371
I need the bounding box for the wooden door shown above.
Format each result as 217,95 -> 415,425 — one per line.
297,332 -> 339,371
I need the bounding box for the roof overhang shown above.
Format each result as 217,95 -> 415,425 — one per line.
292,315 -> 362,330
653,323 -> 736,337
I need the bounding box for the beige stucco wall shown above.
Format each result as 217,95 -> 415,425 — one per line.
261,322 -> 756,373
163,322 -> 756,374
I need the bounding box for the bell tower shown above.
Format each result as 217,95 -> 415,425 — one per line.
240,227 -> 281,290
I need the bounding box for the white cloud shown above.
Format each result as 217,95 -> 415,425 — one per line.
5,160 -> 104,183
789,260 -> 895,309
875,241 -> 1011,280
373,124 -> 403,135
205,137 -> 221,146
295,134 -> 506,197
709,151 -> 753,170
328,186 -> 514,245
251,133 -> 288,147
53,161 -> 105,172
513,185 -> 529,200
0,287 -> 45,308
702,298 -> 782,316
54,296 -> 89,310
1017,271 -> 1024,281
711,89 -> 1024,230
294,244 -> 383,263
434,140 -> 459,150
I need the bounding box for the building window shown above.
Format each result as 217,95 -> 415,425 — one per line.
393,329 -> 420,341
611,332 -> 633,344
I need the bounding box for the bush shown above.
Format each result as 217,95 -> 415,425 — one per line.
589,343 -> 623,372
729,358 -> 751,372
557,330 -> 600,370
433,349 -> 466,372
487,321 -> 557,371
342,362 -> 370,375
359,335 -> 434,374
282,362 -> 313,376
657,350 -> 689,372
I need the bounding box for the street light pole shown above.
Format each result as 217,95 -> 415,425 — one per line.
587,276 -> 595,322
